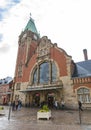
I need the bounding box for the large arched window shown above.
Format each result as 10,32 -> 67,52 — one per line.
39,62 -> 49,83
32,61 -> 58,84
33,68 -> 37,84
77,88 -> 90,103
51,62 -> 57,82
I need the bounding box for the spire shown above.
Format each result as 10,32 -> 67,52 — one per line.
24,14 -> 39,37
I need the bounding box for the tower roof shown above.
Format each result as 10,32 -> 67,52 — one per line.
24,17 -> 39,36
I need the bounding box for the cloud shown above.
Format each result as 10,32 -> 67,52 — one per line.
0,0 -> 21,8
0,0 -> 8,8
0,0 -> 22,52
0,34 -> 3,42
0,0 -> 21,21
0,43 -> 10,53
0,8 -> 7,21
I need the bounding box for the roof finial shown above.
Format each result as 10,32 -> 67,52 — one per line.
30,13 -> 32,18
29,13 -> 34,22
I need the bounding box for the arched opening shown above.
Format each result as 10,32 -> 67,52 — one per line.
32,60 -> 58,84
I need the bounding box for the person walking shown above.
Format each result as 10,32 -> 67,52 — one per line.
18,99 -> 22,110
54,100 -> 58,110
61,100 -> 65,110
12,100 -> 15,111
15,100 -> 19,110
78,100 -> 83,111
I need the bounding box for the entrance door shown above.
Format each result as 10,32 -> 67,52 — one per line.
47,93 -> 55,108
48,96 -> 54,107
34,93 -> 40,107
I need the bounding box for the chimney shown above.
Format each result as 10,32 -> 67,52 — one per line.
83,49 -> 88,61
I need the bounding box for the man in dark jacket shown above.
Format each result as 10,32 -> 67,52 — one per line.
78,100 -> 83,111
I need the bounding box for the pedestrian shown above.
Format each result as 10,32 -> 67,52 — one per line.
12,100 -> 15,111
15,100 -> 19,110
78,100 -> 83,111
18,100 -> 22,110
54,100 -> 58,109
61,100 -> 65,110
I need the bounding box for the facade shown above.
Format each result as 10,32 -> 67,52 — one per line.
13,17 -> 91,109
72,59 -> 91,108
0,77 -> 13,105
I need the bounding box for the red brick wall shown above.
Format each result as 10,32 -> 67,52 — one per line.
73,83 -> 91,91
14,40 -> 37,82
15,42 -> 69,82
50,47 -> 67,76
22,54 -> 37,82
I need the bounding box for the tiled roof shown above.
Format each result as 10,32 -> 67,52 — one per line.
72,60 -> 91,78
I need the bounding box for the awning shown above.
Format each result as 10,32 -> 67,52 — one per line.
20,86 -> 62,93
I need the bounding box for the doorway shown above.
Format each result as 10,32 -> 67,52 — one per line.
47,93 -> 55,108
33,93 -> 40,107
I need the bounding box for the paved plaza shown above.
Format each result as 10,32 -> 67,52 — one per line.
0,106 -> 91,130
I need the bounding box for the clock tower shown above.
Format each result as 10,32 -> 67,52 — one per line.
14,16 -> 39,80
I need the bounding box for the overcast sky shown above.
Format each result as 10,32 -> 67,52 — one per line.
0,0 -> 91,79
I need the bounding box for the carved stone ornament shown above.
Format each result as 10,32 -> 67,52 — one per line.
37,36 -> 52,58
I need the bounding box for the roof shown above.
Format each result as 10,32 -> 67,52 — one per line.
72,60 -> 91,78
0,77 -> 13,85
24,17 -> 39,36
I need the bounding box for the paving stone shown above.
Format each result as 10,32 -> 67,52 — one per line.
0,106 -> 91,130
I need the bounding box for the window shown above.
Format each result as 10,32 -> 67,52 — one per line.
18,64 -> 22,77
77,88 -> 90,103
39,62 -> 49,83
32,61 -> 58,84
52,62 -> 57,82
16,83 -> 21,90
33,68 -> 37,84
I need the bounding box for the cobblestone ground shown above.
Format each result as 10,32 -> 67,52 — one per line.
0,106 -> 91,130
